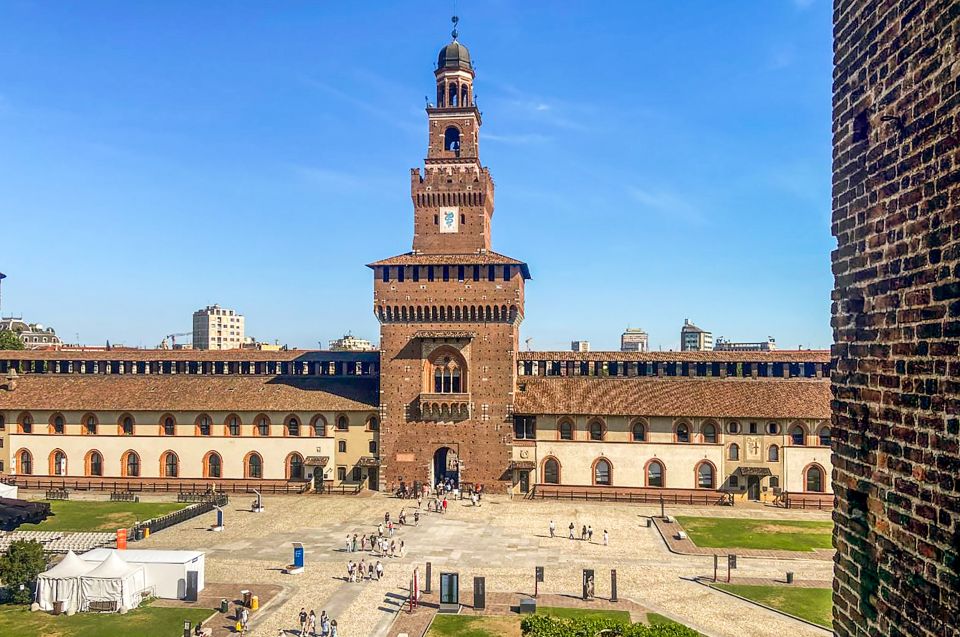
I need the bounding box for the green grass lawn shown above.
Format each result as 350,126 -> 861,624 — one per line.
713,584 -> 832,628
675,516 -> 833,552
427,614 -> 520,637
18,500 -> 187,532
647,612 -> 691,629
0,602 -> 213,637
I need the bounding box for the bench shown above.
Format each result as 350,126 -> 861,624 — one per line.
88,600 -> 118,612
45,489 -> 69,500
109,492 -> 139,503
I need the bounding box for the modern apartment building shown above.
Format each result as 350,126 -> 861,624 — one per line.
620,328 -> 649,352
680,319 -> 712,351
192,305 -> 245,351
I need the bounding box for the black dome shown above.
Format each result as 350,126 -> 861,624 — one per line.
437,41 -> 472,71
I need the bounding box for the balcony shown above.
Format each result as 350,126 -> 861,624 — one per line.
419,393 -> 471,421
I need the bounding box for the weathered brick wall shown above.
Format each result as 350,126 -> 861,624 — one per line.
832,1 -> 960,635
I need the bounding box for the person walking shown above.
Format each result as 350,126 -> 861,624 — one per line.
240,607 -> 249,633
330,619 -> 338,637
308,610 -> 317,636
299,608 -> 308,636
414,510 -> 420,525
569,522 -> 575,539
442,497 -> 448,514
345,535 -> 352,553
376,560 -> 384,580
581,524 -> 587,541
368,561 -> 375,581
378,523 -> 384,537
320,612 -> 330,636
399,539 -> 405,557
603,529 -> 609,546
358,559 -> 367,581
549,520 -> 556,538
352,533 -> 358,552
587,525 -> 594,542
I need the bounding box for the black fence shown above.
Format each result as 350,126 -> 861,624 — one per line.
12,477 -> 309,495
133,494 -> 229,539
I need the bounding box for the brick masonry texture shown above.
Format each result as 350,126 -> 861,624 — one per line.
832,1 -> 960,636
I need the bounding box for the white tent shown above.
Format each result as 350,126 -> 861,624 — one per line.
35,551 -> 93,613
0,482 -> 18,499
79,550 -> 146,612
79,549 -> 205,600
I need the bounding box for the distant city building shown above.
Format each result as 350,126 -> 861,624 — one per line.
570,340 -> 590,352
715,337 -> 776,352
192,305 -> 245,350
328,334 -> 376,352
0,318 -> 63,349
620,328 -> 649,352
241,337 -> 283,352
680,319 -> 713,351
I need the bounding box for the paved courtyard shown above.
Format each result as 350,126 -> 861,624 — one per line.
136,493 -> 833,637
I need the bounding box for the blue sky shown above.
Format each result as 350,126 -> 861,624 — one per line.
0,1 -> 833,351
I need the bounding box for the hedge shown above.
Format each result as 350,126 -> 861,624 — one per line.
520,614 -> 698,637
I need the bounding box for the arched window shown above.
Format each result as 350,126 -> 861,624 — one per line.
431,354 -> 466,394
631,421 -> 646,442
196,415 -> 212,436
123,451 -> 141,477
805,465 -> 825,492
336,415 -> 349,431
247,453 -> 263,479
288,453 -> 304,480
19,413 -> 33,434
768,444 -> 780,462
84,414 -> 98,435
311,415 -> 326,437
818,426 -> 831,447
729,443 -> 740,461
646,460 -> 664,487
257,416 -> 270,436
559,419 -> 574,440
227,416 -> 240,436
702,423 -> 717,443
588,419 -> 605,441
87,451 -> 103,477
444,126 -> 461,153
121,415 -> 134,436
593,458 -> 612,486
51,450 -> 67,476
543,458 -> 560,484
52,415 -> 65,435
205,452 -> 222,478
727,421 -> 740,434
676,423 -> 690,443
338,440 -> 347,453
18,449 -> 33,475
163,452 -> 178,478
162,416 -> 176,436
696,462 -> 715,489
791,425 -> 806,446
286,417 -> 300,437
367,417 -> 379,431
769,476 -> 780,489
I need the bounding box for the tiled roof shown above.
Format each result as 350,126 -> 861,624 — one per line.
0,375 -> 378,412
367,251 -> 531,278
514,377 -> 830,419
0,349 -> 379,362
518,350 -> 830,363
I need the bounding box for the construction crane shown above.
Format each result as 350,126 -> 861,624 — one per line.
161,332 -> 192,349
524,337 -> 533,351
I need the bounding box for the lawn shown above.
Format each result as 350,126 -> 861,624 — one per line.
713,584 -> 832,628
427,607 -> 631,637
647,612 -> 693,630
0,602 -> 213,637
18,500 -> 187,532
674,516 -> 833,552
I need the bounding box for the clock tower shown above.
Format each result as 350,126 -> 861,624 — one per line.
369,21 -> 530,490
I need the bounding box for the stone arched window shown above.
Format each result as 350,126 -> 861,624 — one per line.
83,413 -> 98,435
444,126 -> 461,153
226,415 -> 240,437
50,449 -> 67,476
336,415 -> 349,431
645,459 -> 665,487
790,424 -> 806,446
204,451 -> 222,478
162,451 -> 179,478
18,412 -> 33,434
542,457 -> 560,484
246,452 -> 263,479
702,422 -> 718,444
122,450 -> 141,477
18,449 -> 33,475
256,415 -> 271,436
729,443 -> 740,461
119,414 -> 135,436
768,444 -> 780,462
805,464 -> 825,492
558,419 -> 574,440
631,419 -> 646,442
86,450 -> 103,477
287,453 -> 304,480
696,461 -> 716,489
592,458 -> 612,486
196,414 -> 212,437
428,348 -> 467,394
50,414 -> 65,435
286,416 -> 300,437
727,421 -> 740,434
366,416 -> 379,431
588,419 -> 605,441
675,422 -> 690,443
161,415 -> 176,436
818,426 -> 832,447
311,415 -> 327,437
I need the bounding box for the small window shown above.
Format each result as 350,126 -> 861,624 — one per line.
289,454 -> 304,480
20,415 -> 33,434
198,416 -> 211,436
121,416 -> 134,436
543,458 -> 560,484
228,417 -> 240,436
767,422 -> 779,435
258,417 -> 270,436
727,422 -> 740,434
593,459 -> 611,486
818,427 -> 831,447
287,417 -> 300,437
337,466 -> 347,481
589,420 -> 604,441
729,443 -> 740,461
53,416 -> 65,434
338,440 -> 347,453
337,416 -> 349,431
729,474 -> 740,488
702,423 -> 717,444
631,421 -> 646,442
646,461 -> 664,488
163,453 -> 178,478
163,417 -> 176,436
559,420 -> 573,440
676,423 -> 689,443
442,266 -> 450,282
749,422 -> 758,434
125,452 -> 141,477
89,451 -> 103,477
367,417 -> 379,431
369,440 -> 377,453
207,453 -> 222,478
768,444 -> 780,462
697,463 -> 715,489
247,454 -> 263,479
791,426 -> 805,446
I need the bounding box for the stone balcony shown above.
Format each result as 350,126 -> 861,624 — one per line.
418,393 -> 471,421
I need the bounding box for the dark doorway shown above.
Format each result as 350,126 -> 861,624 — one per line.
368,468 -> 379,492
433,447 -> 459,487
747,476 -> 761,501
518,470 -> 530,494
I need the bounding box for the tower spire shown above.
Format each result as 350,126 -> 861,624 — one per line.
451,15 -> 459,41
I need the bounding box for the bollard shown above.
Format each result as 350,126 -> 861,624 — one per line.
786,572 -> 794,584
425,562 -> 432,594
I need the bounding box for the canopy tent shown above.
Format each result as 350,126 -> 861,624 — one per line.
0,483 -> 18,499
80,549 -> 204,599
35,551 -> 94,613
79,550 -> 146,612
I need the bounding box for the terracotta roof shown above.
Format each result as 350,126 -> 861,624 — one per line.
518,350 -> 830,363
514,377 -> 830,419
0,375 -> 378,412
0,350 -> 379,362
367,251 -> 531,278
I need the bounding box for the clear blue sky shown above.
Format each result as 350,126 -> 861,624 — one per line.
0,1 -> 833,351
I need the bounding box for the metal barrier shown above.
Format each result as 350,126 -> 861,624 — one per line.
11,477 -> 309,495
133,494 -> 229,538
531,485 -> 725,506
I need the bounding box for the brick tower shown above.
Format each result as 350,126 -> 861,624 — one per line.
369,22 -> 530,490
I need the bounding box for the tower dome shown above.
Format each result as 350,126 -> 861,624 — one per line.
437,41 -> 472,71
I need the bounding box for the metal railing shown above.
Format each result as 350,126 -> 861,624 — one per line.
10,476 -> 309,495
531,485 -> 725,506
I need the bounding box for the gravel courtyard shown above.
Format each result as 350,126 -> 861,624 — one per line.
137,493 -> 833,637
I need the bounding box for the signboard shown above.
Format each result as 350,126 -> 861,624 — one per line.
439,206 -> 459,233
536,567 -> 544,583
440,572 -> 459,604
293,543 -> 304,569
728,554 -> 737,570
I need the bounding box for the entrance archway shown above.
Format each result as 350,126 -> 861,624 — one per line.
432,447 -> 459,487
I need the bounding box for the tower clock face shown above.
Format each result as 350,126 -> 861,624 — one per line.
439,206 -> 459,233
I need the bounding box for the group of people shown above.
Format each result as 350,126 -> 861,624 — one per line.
293,607 -> 337,637
346,558 -> 385,582
548,520 -> 609,545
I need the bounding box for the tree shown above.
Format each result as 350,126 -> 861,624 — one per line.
0,540 -> 46,604
0,330 -> 24,351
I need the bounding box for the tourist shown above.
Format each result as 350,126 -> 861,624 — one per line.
330,619 -> 339,637
352,533 -> 358,552
603,530 -> 609,546
378,523 -> 384,537
345,535 -> 351,553
368,561 -> 375,580
299,608 -> 308,635
376,560 -> 384,580
346,561 -> 354,582
308,610 -> 317,636
549,520 -> 556,538
240,607 -> 249,632
568,522 -> 575,539
442,497 -> 448,513
385,511 -> 391,525
581,524 -> 587,540
587,525 -> 594,542
389,539 -> 396,557
358,559 -> 366,581
360,536 -> 367,552
388,520 -> 395,536
414,510 -> 420,525
399,539 -> 405,557
417,494 -> 423,509
320,611 -> 330,636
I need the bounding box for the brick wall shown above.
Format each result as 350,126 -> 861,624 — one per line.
832,1 -> 960,635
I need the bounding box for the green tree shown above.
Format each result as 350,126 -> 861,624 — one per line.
0,540 -> 46,604
0,330 -> 24,350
